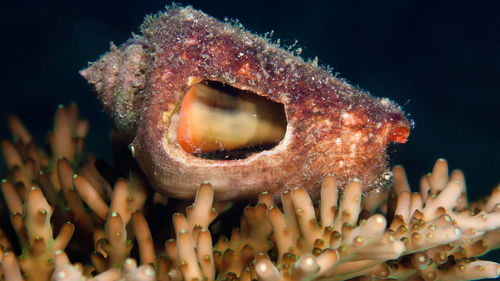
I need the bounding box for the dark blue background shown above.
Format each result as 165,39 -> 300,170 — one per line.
0,0 -> 499,272
1,0 -> 499,210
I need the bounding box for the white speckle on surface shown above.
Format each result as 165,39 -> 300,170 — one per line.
380,98 -> 390,106
129,144 -> 136,157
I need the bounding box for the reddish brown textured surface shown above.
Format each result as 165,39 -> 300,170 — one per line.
81,6 -> 410,200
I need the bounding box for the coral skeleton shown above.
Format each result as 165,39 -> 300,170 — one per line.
0,105 -> 499,281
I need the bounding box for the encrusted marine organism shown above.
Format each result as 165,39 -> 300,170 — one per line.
81,5 -> 411,200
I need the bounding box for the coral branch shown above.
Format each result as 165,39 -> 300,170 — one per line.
132,212 -> 155,267
1,252 -> 23,281
0,105 -> 499,281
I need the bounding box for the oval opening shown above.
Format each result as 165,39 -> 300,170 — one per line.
177,80 -> 287,160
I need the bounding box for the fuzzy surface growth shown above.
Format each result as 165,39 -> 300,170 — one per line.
81,6 -> 410,200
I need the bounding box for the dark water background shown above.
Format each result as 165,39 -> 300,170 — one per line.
0,0 -> 499,267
